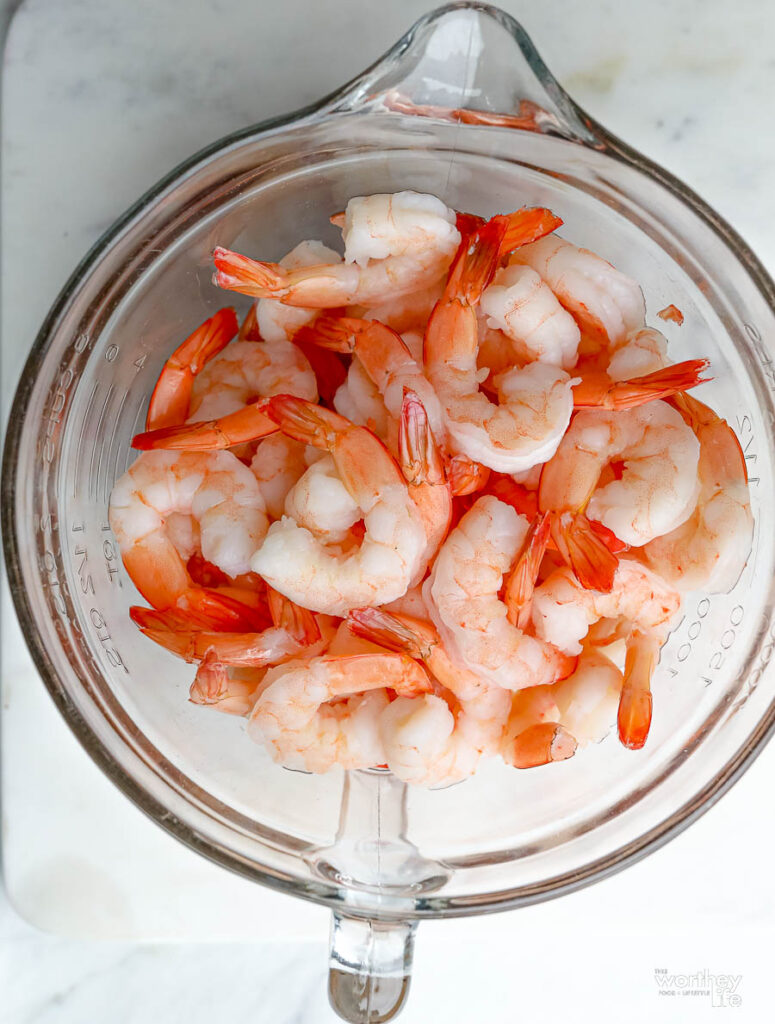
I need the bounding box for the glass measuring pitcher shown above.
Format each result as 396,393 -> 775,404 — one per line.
4,4 -> 775,1021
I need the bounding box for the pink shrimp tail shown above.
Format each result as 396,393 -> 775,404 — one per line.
550,511 -> 619,592
266,585 -> 321,645
497,207 -> 563,257
398,389 -> 445,486
506,721 -> 577,769
294,315 -> 361,353
264,394 -> 348,448
445,455 -> 490,497
455,210 -> 486,237
573,359 -> 712,410
145,307 -> 238,431
618,633 -> 658,750
504,513 -> 552,630
348,607 -> 435,662
212,246 -> 287,297
132,399 -> 277,450
189,649 -> 229,705
447,217 -> 507,303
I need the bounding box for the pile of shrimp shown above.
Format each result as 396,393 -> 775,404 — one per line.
108,190 -> 753,787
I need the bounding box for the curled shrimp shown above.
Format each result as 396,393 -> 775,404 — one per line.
249,433 -> 309,521
146,308 -> 238,431
350,608 -> 511,786
132,333 -> 317,451
539,401 -> 701,554
247,653 -> 431,773
296,315 -> 447,443
250,397 -> 427,615
109,450 -> 268,609
643,393 -> 753,592
426,494 -> 576,692
510,234 -> 646,346
502,647 -> 623,765
480,263 -> 581,369
425,214 -> 576,474
332,353 -> 390,438
531,559 -> 681,749
214,192 -> 461,307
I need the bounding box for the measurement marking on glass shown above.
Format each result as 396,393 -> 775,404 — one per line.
101,389 -> 128,502
73,382 -> 100,498
88,385 -> 114,500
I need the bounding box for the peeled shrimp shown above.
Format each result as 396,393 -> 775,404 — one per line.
426,495 -> 575,691
132,334 -> 317,451
643,393 -> 753,592
500,685 -> 577,769
531,558 -> 681,657
531,560 -> 680,749
299,316 -> 446,442
247,653 -> 430,773
284,454 -> 361,544
251,398 -> 427,615
256,240 -> 341,343
425,216 -> 575,473
146,308 -> 238,431
349,608 -> 511,786
109,450 -> 268,608
480,264 -> 581,369
398,389 -> 452,582
510,235 -> 645,346
539,400 -> 701,547
213,192 -> 461,307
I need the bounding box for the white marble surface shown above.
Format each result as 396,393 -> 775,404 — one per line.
2,0 -> 775,1020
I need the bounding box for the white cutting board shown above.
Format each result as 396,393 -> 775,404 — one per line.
2,0 -> 774,945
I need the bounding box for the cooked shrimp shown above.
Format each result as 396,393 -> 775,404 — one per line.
426,495 -> 575,691
480,263 -> 581,369
251,398 -> 427,615
539,401 -> 701,549
398,389 -> 452,582
247,653 -> 431,773
550,648 -> 623,746
213,192 -> 461,307
256,240 -> 342,343
643,393 -> 753,592
500,686 -> 577,769
284,454 -> 361,544
297,316 -> 446,442
531,559 -> 680,749
348,609 -> 510,786
510,235 -> 646,346
109,450 -> 268,608
249,433 -> 308,521
531,558 -> 681,657
146,308 -> 238,430
425,216 -> 575,473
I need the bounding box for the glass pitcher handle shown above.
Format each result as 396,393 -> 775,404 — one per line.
328,913 -> 416,1024
323,2 -> 599,146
